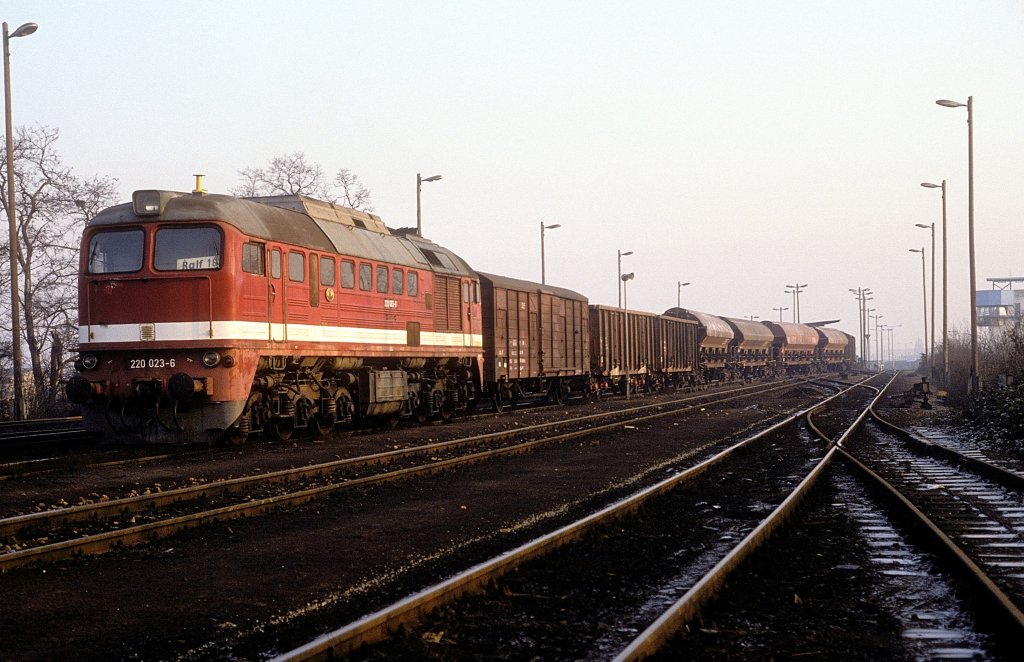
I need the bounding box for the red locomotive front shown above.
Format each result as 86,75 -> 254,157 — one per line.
68,188 -> 483,442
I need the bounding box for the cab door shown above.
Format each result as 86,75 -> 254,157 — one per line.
267,246 -> 286,342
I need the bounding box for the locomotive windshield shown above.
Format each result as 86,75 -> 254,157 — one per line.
87,229 -> 144,273
154,226 -> 222,271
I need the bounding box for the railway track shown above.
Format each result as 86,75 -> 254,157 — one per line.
0,377 -> 818,572
269,375 -> 883,660
842,412 -> 1024,634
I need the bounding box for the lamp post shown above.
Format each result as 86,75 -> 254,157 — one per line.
888,325 -> 901,366
870,314 -> 884,370
865,307 -> 875,367
849,287 -> 872,368
773,306 -> 788,321
621,272 -> 634,399
617,249 -> 633,308
915,222 -> 935,376
746,315 -> 759,321
676,281 -> 690,309
4,20 -> 37,421
936,97 -> 977,391
415,173 -> 442,237
922,181 -> 948,383
785,283 -> 808,322
539,222 -> 560,284
910,248 -> 928,372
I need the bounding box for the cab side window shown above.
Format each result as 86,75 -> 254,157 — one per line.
342,260 -> 355,289
242,242 -> 265,275
288,251 -> 305,282
359,263 -> 372,291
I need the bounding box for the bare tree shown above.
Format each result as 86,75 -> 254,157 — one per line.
0,124 -> 119,414
334,168 -> 374,211
231,152 -> 374,211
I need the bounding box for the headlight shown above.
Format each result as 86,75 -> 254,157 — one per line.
81,353 -> 99,370
202,351 -> 221,368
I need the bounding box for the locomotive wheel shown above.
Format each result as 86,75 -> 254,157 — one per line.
270,418 -> 295,441
312,413 -> 335,438
439,391 -> 456,422
225,426 -> 248,446
335,390 -> 355,426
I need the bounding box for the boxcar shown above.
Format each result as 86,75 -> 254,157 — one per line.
654,314 -> 699,387
477,273 -> 589,410
589,305 -> 659,392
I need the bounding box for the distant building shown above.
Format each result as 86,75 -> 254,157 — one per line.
979,277 -> 1024,327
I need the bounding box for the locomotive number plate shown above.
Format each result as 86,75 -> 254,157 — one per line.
129,358 -> 177,369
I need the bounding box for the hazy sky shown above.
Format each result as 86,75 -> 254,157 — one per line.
6,1 -> 1023,359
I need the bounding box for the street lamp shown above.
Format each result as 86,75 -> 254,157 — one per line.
617,249 -> 633,308
4,20 -> 37,421
773,306 -> 788,321
870,313 -> 884,370
785,283 -> 808,322
888,325 -> 901,366
621,272 -> 634,400
849,287 -> 872,368
415,173 -> 442,237
676,281 -> 690,309
922,181 -> 948,383
540,222 -> 560,284
936,97 -> 977,391
746,315 -> 759,321
915,222 -> 935,376
910,248 -> 928,372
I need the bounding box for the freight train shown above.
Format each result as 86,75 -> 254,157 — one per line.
66,187 -> 854,443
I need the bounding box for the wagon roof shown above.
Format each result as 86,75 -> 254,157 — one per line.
815,327 -> 850,348
762,321 -> 821,348
721,317 -> 775,346
477,272 -> 588,302
664,308 -> 734,341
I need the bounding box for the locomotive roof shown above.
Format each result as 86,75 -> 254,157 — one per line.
88,190 -> 475,278
477,272 -> 588,302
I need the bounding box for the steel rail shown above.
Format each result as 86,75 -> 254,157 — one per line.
0,379 -> 812,572
836,446 -> 1024,635
612,372 -> 896,661
869,407 -> 1024,491
0,378 -> 805,538
273,376 -> 873,661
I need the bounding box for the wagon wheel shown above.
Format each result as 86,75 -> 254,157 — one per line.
493,383 -> 513,413
551,380 -> 569,405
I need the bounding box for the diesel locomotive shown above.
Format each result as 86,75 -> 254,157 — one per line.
66,186 -> 852,443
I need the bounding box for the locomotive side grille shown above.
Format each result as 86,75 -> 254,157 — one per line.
433,276 -> 463,332
140,324 -> 156,341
